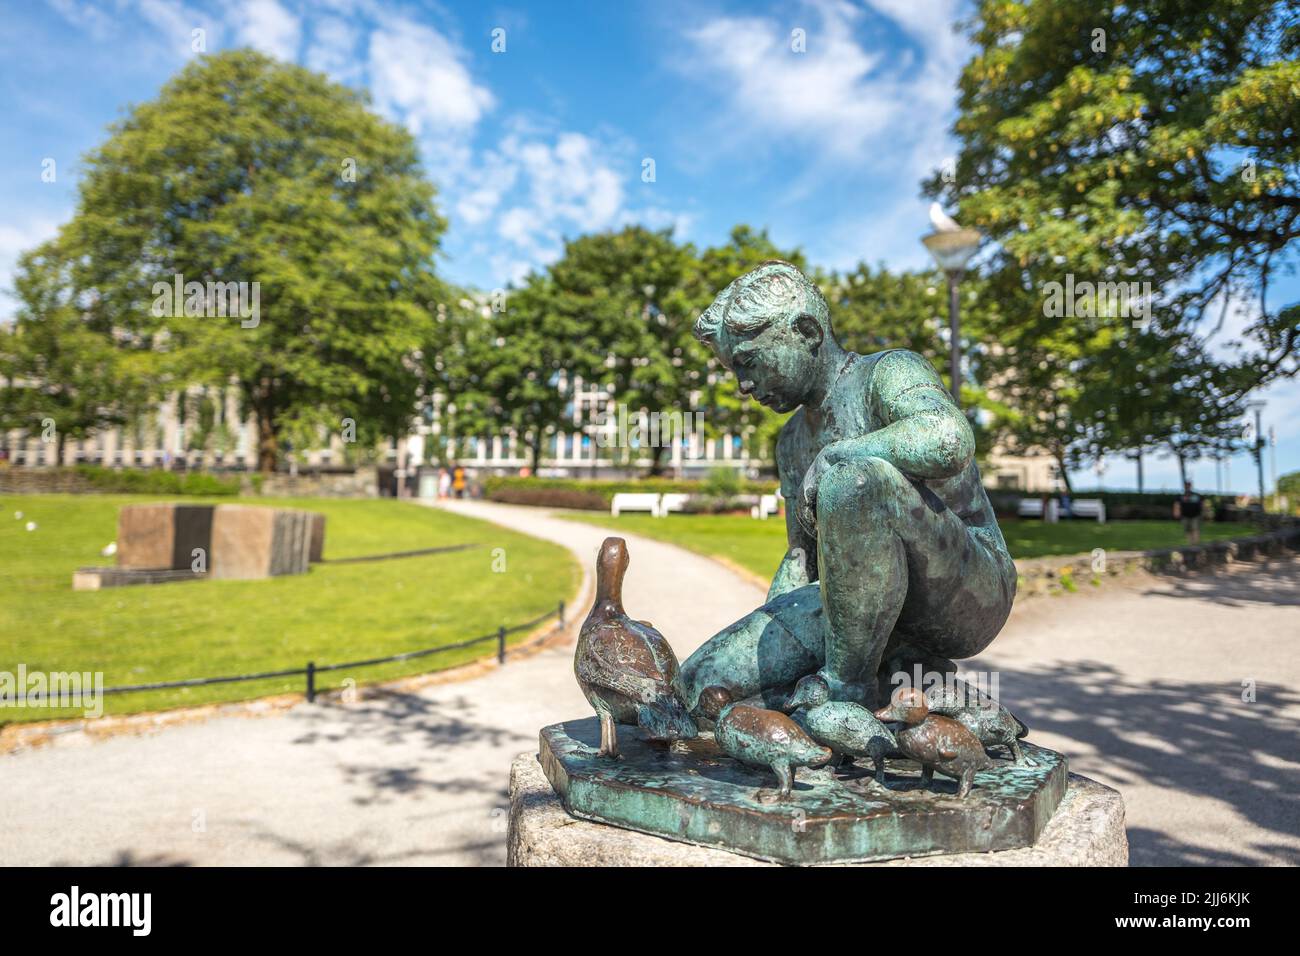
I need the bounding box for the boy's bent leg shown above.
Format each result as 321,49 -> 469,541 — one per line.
814,456 -> 1016,704
679,584 -> 826,715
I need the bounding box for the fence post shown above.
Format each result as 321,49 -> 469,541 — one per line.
306,661 -> 316,703
497,626 -> 507,665
559,600 -> 566,628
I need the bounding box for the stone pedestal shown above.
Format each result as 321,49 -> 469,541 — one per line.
508,752 -> 1128,867
210,505 -> 313,579
117,503 -> 214,569
308,512 -> 327,564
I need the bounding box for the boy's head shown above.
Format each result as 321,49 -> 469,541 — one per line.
693,261 -> 834,412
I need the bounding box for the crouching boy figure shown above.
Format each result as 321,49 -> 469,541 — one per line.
680,261 -> 1017,711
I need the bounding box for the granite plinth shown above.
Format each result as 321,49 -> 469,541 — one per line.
510,746 -> 1127,867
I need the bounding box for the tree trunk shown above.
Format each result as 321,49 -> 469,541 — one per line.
647,444 -> 668,477
1176,451 -> 1187,488
1052,446 -> 1074,495
529,434 -> 541,476
56,431 -> 67,467
255,407 -> 278,473
1135,447 -> 1144,493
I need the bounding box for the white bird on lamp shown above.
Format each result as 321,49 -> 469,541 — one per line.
929,202 -> 963,233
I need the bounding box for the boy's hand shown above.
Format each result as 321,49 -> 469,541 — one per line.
797,440 -> 856,532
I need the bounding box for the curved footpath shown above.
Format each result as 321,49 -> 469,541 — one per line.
2,501 -> 1297,866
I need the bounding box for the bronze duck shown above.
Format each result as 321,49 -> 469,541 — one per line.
927,682 -> 1031,764
874,687 -> 993,797
785,674 -> 897,784
698,686 -> 832,798
575,537 -> 696,758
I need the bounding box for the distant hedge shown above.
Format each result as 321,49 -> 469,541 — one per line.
74,465 -> 242,496
482,476 -> 777,511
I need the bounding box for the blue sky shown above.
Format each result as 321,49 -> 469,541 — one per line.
1,0 -> 1297,491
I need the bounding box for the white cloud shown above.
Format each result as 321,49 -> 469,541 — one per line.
304,16 -> 360,81
134,0 -> 222,56
455,151 -> 519,227
682,0 -> 969,271
367,17 -> 494,136
233,0 -> 301,61
684,0 -> 963,160
47,0 -> 117,40
488,132 -> 624,261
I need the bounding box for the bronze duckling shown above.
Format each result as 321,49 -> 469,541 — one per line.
785,674 -> 897,784
927,682 -> 1031,765
874,687 -> 993,798
575,537 -> 697,758
698,686 -> 832,799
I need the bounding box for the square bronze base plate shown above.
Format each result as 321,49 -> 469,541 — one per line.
540,717 -> 1068,865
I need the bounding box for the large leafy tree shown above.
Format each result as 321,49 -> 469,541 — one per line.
32,49 -> 446,471
444,276 -> 595,474
545,226 -> 701,475
930,0 -> 1300,474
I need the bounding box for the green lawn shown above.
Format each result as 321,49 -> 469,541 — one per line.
1,495 -> 579,722
562,511 -> 1249,582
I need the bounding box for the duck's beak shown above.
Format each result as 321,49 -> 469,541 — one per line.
783,684 -> 812,713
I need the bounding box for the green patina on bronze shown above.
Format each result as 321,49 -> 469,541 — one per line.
681,260 -> 1017,711
540,718 -> 1068,866
550,262 -> 1062,862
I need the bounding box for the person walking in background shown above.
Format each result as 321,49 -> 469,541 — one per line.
437,467 -> 451,499
452,465 -> 466,499
1174,481 -> 1203,545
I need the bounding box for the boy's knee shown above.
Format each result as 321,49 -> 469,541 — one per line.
818,455 -> 906,512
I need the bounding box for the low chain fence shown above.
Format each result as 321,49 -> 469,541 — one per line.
86,600 -> 566,705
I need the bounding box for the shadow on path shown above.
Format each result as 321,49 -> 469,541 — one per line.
289,688 -> 531,807
990,659 -> 1300,865
1138,560 -> 1300,608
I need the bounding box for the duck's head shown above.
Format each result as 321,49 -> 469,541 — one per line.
784,674 -> 830,713
874,687 -> 929,726
696,686 -> 735,722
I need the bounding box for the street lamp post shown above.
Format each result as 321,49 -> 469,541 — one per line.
1246,400 -> 1266,508
921,211 -> 982,407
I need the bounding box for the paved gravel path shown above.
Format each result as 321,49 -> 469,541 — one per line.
1,502 -> 1296,866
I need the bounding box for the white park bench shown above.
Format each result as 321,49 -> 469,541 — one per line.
1017,498 -> 1105,523
611,493 -> 663,517
1069,499 -> 1106,523
1017,498 -> 1060,522
659,493 -> 690,516
751,494 -> 781,519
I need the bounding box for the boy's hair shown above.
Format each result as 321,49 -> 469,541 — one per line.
693,260 -> 831,349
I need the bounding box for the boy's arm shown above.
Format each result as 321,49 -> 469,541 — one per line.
769,423 -> 818,600
819,350 -> 974,480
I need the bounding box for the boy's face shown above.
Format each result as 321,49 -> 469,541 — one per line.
718,320 -> 819,413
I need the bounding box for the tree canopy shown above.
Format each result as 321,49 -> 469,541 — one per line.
8,49 -> 447,470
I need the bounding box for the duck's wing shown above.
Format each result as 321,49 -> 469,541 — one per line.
627,620 -> 680,683
930,716 -> 976,760
576,624 -> 665,701
823,703 -> 897,745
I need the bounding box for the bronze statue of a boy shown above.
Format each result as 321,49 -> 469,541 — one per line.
681,261 -> 1017,710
